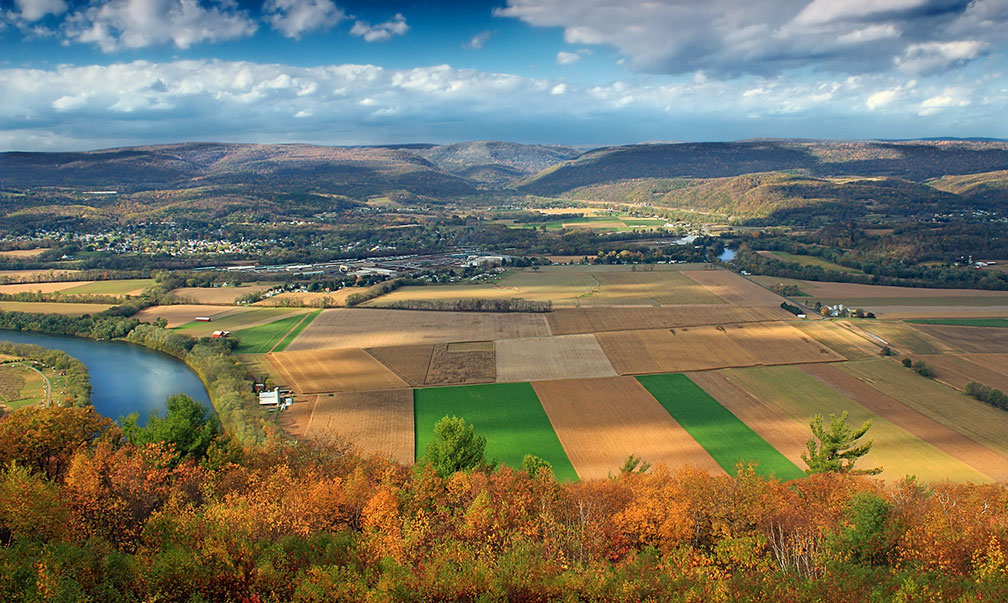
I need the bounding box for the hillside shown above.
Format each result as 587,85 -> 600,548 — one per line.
418,141 -> 581,186
566,172 -> 980,225
928,170 -> 1008,204
516,140 -> 1008,195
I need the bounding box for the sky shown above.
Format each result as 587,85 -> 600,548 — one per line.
1,0 -> 1007,151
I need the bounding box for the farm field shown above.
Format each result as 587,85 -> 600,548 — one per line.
231,310 -> 320,354
546,305 -> 791,335
0,301 -> 115,315
304,389 -> 414,464
907,318 -> 1008,328
0,269 -> 80,282
596,322 -> 842,375
238,354 -> 286,389
0,281 -> 91,294
916,354 -> 1008,393
801,363 -> 1008,482
0,248 -> 49,259
852,322 -> 947,355
176,307 -> 308,337
495,334 -> 616,382
636,373 -> 804,480
170,283 -> 276,305
682,270 -> 787,306
837,359 -> 1008,460
131,304 -> 237,328
269,348 -> 408,394
364,345 -> 434,387
60,279 -> 154,296
909,325 -> 1008,354
285,308 -> 550,350
961,354 -> 1008,379
414,382 -> 578,481
792,320 -> 882,359
509,214 -> 668,232
533,376 -> 723,480
727,365 -> 991,483
425,342 -> 496,385
759,251 -> 861,273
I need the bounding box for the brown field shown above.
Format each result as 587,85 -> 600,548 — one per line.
131,304 -> 238,328
793,320 -> 883,359
961,354 -> 1008,380
268,348 -> 408,394
239,354 -> 287,387
853,322 -> 949,355
911,325 -> 1008,354
546,305 -> 792,336
779,280 -> 1008,300
275,394 -> 315,438
838,359 -> 1008,460
919,354 -> 1008,393
0,301 -> 115,316
544,255 -> 589,264
863,306 -> 1008,319
176,308 -> 308,337
801,363 -> 1008,482
533,377 -> 724,480
0,281 -> 90,294
585,270 -> 727,306
363,345 -> 433,387
285,308 -> 551,350
0,248 -> 49,259
687,371 -> 815,470
682,270 -> 787,306
596,322 -> 842,375
170,284 -> 275,305
303,389 -> 414,464
254,287 -> 369,307
425,343 -> 496,385
495,334 -> 617,382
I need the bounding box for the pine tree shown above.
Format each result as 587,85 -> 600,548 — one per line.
423,416 -> 486,478
801,411 -> 881,476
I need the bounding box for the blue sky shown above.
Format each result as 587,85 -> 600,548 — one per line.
1,0 -> 1006,150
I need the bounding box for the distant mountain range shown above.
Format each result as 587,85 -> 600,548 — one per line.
2,139 -> 1006,200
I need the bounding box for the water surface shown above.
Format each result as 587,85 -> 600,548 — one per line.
0,329 -> 210,424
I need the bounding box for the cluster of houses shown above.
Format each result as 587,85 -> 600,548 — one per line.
256,385 -> 293,411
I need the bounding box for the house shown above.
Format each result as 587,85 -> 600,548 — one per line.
195,316 -> 212,322
211,330 -> 230,338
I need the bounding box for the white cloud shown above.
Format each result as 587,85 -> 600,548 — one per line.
62,0 -> 257,52
556,51 -> 580,65
349,12 -> 407,42
263,0 -> 346,39
495,0 -> 1008,77
465,30 -> 495,49
866,89 -> 899,109
896,40 -> 988,74
0,59 -> 1003,150
15,0 -> 67,22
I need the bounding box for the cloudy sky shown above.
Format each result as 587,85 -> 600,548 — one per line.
1,0 -> 1006,150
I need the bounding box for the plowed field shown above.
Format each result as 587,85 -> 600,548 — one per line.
268,348 -> 408,393
364,345 -> 434,386
546,305 -> 791,335
286,308 -> 550,350
132,304 -> 237,328
495,334 -> 616,382
533,377 -> 723,480
425,343 -> 496,385
919,354 -> 1008,392
911,325 -> 1008,354
682,270 -> 787,306
304,389 -> 414,464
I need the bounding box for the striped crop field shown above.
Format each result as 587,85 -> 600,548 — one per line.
636,373 -> 805,480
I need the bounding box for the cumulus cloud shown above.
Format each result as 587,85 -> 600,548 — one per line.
495,0 -> 1007,77
349,12 -> 407,42
62,0 -> 257,52
263,0 -> 346,39
556,51 -> 580,65
464,30 -> 494,49
0,59 -> 1003,150
14,0 -> 67,22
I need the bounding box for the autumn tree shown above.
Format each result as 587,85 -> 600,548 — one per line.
802,412 -> 881,476
423,416 -> 486,478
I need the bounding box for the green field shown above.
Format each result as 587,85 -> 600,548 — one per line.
175,308 -> 303,337
231,310 -> 321,354
510,215 -> 667,232
907,318 -> 1008,328
636,373 -> 805,480
771,251 -> 862,273
61,278 -> 156,295
414,382 -> 578,481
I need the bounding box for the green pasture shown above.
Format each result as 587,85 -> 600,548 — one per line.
231,310 -> 320,354
907,318 -> 1008,328
636,373 -> 805,480
414,382 -> 578,481
62,278 -> 156,295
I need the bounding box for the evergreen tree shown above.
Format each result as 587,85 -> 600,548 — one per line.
801,411 -> 881,475
423,416 -> 486,478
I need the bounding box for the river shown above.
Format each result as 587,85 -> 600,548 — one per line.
0,329 -> 211,424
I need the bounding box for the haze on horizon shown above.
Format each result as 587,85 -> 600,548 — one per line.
1,0 -> 1006,152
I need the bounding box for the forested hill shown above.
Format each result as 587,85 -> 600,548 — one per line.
515,140 -> 1008,195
